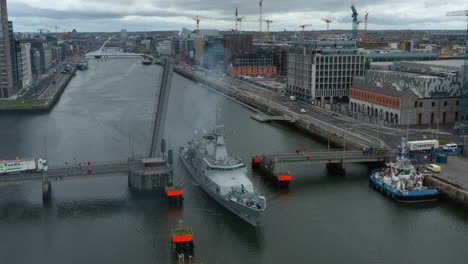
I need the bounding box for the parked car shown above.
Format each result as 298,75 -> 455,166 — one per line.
443,143 -> 458,152
300,109 -> 307,113
425,164 -> 441,173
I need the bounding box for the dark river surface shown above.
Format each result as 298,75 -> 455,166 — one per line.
1,58 -> 467,264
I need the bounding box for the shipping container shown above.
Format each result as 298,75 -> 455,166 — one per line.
407,140 -> 439,151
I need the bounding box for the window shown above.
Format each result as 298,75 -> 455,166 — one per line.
414,101 -> 418,107
456,101 -> 460,106
444,101 -> 447,106
432,102 -> 435,107
419,102 -> 423,107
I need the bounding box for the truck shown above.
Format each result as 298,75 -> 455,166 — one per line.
407,140 -> 439,152
0,158 -> 48,174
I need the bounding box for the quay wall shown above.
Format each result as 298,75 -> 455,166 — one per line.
425,175 -> 468,208
174,67 -> 380,149
0,68 -> 76,112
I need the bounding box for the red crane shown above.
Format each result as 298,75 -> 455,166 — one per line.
364,12 -> 369,42
56,32 -> 73,40
37,29 -> 48,41
299,24 -> 312,40
192,16 -> 200,36
321,19 -> 331,38
356,20 -> 362,41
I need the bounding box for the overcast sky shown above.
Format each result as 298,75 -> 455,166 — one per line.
7,0 -> 468,32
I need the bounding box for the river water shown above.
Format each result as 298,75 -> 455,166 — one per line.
0,58 -> 467,264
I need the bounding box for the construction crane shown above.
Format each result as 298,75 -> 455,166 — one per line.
299,24 -> 312,40
259,0 -> 264,39
321,19 -> 331,38
46,24 -> 60,33
356,20 -> 362,41
235,8 -> 239,33
447,10 -> 468,122
192,16 -> 200,36
37,29 -> 48,41
263,19 -> 273,40
237,16 -> 245,33
364,12 -> 369,42
351,4 -> 358,40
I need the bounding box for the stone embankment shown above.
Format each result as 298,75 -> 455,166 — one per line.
425,175 -> 468,208
0,68 -> 76,112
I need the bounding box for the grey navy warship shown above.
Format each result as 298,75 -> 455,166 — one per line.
179,126 -> 266,226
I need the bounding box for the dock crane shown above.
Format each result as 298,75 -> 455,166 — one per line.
192,16 -> 200,36
321,19 -> 331,38
447,10 -> 468,122
351,4 -> 358,40
299,24 -> 312,40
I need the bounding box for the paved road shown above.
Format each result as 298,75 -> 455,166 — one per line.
432,155 -> 468,190
0,162 -> 132,184
20,59 -> 74,100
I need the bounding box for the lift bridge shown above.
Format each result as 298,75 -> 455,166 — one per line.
252,148 -> 394,185
1,59 -> 178,200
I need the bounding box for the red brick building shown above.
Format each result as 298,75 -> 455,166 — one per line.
229,66 -> 277,77
228,52 -> 276,77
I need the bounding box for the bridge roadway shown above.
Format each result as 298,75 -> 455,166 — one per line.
258,150 -> 394,165
0,161 -> 134,185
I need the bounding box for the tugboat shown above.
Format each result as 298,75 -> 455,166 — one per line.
179,125 -> 266,226
369,138 -> 439,203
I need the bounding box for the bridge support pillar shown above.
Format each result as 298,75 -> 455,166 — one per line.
326,163 -> 346,176
42,181 -> 51,202
128,158 -> 173,191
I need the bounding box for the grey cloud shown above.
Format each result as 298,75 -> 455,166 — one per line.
6,0 -> 466,31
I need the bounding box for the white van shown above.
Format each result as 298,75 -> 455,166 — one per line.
443,143 -> 458,152
289,96 -> 297,101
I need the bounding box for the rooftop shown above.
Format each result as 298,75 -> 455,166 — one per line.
408,60 -> 464,69
352,77 -> 404,97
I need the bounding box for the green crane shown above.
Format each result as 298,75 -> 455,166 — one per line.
351,4 -> 358,40
447,10 -> 468,123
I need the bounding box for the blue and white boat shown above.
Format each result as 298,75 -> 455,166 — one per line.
369,138 -> 439,203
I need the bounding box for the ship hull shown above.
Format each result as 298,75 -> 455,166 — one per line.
179,152 -> 262,226
369,174 -> 439,203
